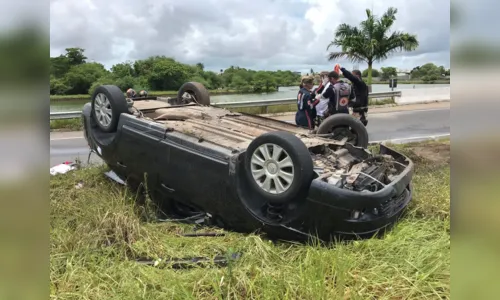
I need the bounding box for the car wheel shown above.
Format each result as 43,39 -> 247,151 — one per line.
176,82 -> 211,106
244,131 -> 314,204
316,114 -> 369,148
91,85 -> 129,133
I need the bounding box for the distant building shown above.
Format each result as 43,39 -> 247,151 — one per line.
293,71 -> 301,76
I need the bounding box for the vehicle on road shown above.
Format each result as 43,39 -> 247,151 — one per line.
81,82 -> 414,242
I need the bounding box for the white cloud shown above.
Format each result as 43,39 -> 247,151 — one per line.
50,0 -> 450,73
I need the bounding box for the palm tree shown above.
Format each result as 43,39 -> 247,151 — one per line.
327,7 -> 419,88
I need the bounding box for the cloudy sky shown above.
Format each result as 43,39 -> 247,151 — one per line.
50,0 -> 450,73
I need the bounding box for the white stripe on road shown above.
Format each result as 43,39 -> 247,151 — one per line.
50,136 -> 84,141
369,133 -> 450,144
367,107 -> 449,115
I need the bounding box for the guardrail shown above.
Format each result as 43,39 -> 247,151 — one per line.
50,91 -> 401,120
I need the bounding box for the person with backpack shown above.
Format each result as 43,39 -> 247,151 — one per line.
320,70 -> 352,118
339,67 -> 369,126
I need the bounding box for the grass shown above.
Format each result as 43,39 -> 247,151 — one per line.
49,98 -> 396,131
50,119 -> 83,132
50,139 -> 450,299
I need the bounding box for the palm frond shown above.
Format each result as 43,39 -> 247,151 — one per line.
327,51 -> 366,63
374,32 -> 419,61
373,7 -> 398,40
334,24 -> 359,39
327,6 -> 418,65
382,7 -> 398,23
365,8 -> 372,19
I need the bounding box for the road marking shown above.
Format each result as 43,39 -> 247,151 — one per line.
50,136 -> 84,141
370,107 -> 449,116
369,133 -> 450,144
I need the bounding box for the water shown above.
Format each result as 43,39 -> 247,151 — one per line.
50,83 -> 449,112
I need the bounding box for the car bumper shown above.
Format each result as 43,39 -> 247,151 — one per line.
300,144 -> 414,239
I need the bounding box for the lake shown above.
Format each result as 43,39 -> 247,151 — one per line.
50,83 -> 450,112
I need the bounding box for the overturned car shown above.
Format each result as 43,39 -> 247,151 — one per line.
81,82 -> 414,242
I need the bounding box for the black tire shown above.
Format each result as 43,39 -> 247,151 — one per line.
177,82 -> 211,106
316,114 -> 369,148
244,131 -> 314,204
91,85 -> 129,133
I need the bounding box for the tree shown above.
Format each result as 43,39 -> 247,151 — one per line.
252,71 -> 277,93
111,62 -> 135,78
148,57 -> 192,90
50,55 -> 71,78
380,67 -> 397,81
49,47 -> 302,95
327,7 -> 419,87
410,63 -> 440,78
409,63 -> 445,83
438,66 -> 446,76
50,75 -> 70,95
50,48 -> 87,78
65,47 -> 87,65
362,68 -> 379,78
64,62 -> 108,94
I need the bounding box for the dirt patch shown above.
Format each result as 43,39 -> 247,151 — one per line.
411,142 -> 450,164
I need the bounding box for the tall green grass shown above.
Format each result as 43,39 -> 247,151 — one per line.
50,119 -> 83,132
50,139 -> 450,299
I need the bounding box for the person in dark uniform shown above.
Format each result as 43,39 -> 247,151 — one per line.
339,67 -> 369,125
295,76 -> 316,130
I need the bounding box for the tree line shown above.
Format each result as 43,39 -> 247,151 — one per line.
50,48 -> 301,96
307,62 -> 450,83
361,64 -> 450,82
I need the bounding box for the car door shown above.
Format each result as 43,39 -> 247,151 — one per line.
114,123 -> 165,186
157,132 -> 230,211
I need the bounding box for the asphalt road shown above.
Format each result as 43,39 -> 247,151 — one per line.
50,107 -> 450,167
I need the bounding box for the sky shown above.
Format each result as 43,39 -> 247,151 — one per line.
49,0 -> 450,73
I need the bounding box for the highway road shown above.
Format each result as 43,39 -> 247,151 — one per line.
50,107 -> 450,167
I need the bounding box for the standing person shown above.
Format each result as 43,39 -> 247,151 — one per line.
321,71 -> 351,117
339,67 -> 369,126
295,77 -> 316,130
311,71 -> 331,127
